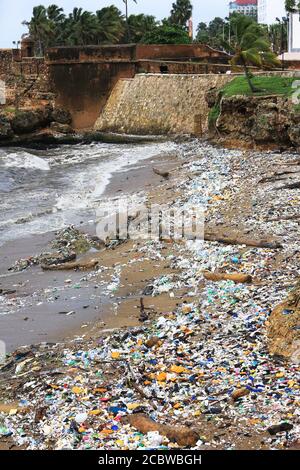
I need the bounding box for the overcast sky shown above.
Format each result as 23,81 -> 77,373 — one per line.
0,0 -> 228,48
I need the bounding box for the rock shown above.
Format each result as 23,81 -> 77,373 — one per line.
252,101 -> 290,144
232,387 -> 250,401
215,95 -> 292,147
11,107 -> 51,134
50,122 -> 74,134
289,124 -> 300,147
50,108 -> 72,125
0,114 -> 14,140
205,87 -> 220,108
126,413 -> 199,447
203,271 -> 252,284
39,251 -> 76,267
267,423 -> 293,435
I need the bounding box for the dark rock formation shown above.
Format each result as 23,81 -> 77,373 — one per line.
50,108 -> 72,125
11,106 -> 52,134
50,122 -> 74,134
0,113 -> 14,140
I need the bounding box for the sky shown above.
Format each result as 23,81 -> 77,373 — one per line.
0,0 -> 228,48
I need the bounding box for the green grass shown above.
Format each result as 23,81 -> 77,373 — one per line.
294,104 -> 300,114
221,76 -> 295,97
208,104 -> 220,128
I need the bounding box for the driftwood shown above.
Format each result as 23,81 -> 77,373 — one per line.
139,297 -> 148,322
265,214 -> 300,223
203,271 -> 252,284
126,413 -> 199,447
153,167 -> 169,179
0,289 -> 16,295
231,388 -> 250,401
274,181 -> 300,191
259,169 -> 300,184
204,232 -> 282,249
41,258 -> 99,271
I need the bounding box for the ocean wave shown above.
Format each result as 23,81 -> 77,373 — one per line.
3,152 -> 50,171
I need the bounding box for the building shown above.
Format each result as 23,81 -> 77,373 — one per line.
229,0 -> 258,19
289,10 -> 300,52
257,0 -> 286,25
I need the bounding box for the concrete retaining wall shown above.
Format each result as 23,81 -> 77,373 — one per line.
94,74 -> 234,135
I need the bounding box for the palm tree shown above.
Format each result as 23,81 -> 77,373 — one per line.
285,0 -> 300,12
127,14 -> 157,43
169,0 -> 193,29
225,15 -> 280,92
46,4 -> 65,46
23,5 -> 50,55
65,8 -> 98,46
96,6 -> 125,44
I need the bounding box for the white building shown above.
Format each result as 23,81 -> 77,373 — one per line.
289,11 -> 300,52
257,0 -> 286,25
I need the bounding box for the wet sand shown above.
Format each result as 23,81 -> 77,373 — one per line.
0,150 -> 180,352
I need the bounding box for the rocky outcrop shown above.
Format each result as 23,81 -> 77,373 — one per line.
50,122 -> 74,134
11,107 -> 52,134
208,94 -> 300,148
268,281 -> 300,361
0,114 -> 13,140
0,106 -> 74,144
50,108 -> 72,125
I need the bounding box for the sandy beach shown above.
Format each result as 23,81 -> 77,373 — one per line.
0,144 -> 180,352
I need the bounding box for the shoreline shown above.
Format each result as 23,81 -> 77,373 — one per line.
0,147 -> 180,352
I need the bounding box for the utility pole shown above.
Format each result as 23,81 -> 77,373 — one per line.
276,17 -> 288,71
123,0 -> 137,44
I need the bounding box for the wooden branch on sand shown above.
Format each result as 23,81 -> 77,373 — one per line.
42,258 -> 99,271
204,232 -> 282,249
203,271 -> 252,284
126,414 -> 199,447
139,297 -> 148,322
274,181 -> 300,191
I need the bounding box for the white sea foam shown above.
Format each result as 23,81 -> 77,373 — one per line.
3,152 -> 50,171
54,141 -> 176,211
0,141 -> 176,247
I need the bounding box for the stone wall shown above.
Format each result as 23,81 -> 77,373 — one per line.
49,62 -> 136,129
94,74 -> 234,135
0,50 -> 52,109
137,61 -> 258,75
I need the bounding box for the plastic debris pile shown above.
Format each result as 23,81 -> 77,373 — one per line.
1,142 -> 300,450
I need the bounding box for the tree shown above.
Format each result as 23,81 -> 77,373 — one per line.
268,23 -> 288,54
195,22 -> 209,43
22,5 -> 50,55
142,23 -> 191,44
127,14 -> 157,43
96,6 -> 125,44
285,0 -> 300,12
46,4 -> 65,46
225,15 -> 280,92
65,8 -> 99,46
195,17 -> 226,49
169,0 -> 193,29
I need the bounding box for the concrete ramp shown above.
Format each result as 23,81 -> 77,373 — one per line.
95,74 -> 233,135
